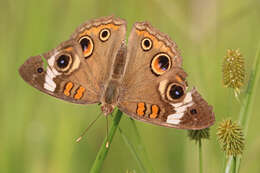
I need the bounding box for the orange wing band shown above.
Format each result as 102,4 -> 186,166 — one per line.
137,102 -> 146,116
74,86 -> 86,100
149,105 -> 159,119
64,82 -> 74,96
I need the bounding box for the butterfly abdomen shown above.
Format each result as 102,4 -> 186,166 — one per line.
101,79 -> 119,115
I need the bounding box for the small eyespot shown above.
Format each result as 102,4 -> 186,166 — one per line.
55,54 -> 72,71
167,84 -> 184,100
99,28 -> 110,42
190,109 -> 197,115
79,36 -> 94,58
141,37 -> 152,51
37,67 -> 43,73
151,53 -> 171,76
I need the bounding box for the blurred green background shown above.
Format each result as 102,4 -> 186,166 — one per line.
1,0 -> 260,172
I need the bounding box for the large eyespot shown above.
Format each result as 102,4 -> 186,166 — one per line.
55,54 -> 72,72
141,37 -> 152,51
166,83 -> 185,101
99,28 -> 110,42
79,36 -> 94,58
151,53 -> 172,76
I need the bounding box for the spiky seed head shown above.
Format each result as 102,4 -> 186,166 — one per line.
188,128 -> 210,143
217,119 -> 245,156
222,49 -> 245,95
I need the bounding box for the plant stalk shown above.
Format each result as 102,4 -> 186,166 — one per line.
199,139 -> 203,173
118,127 -> 147,173
90,109 -> 123,173
129,119 -> 155,173
233,156 -> 237,173
224,45 -> 260,173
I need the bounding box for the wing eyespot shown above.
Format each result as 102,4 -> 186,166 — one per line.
55,53 -> 72,72
190,109 -> 197,115
79,36 -> 94,58
141,37 -> 152,51
151,53 -> 171,76
166,83 -> 185,101
99,28 -> 111,42
37,67 -> 43,73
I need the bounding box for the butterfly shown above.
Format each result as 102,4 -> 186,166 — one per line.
19,16 -> 215,130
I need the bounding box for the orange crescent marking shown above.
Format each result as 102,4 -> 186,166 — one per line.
74,86 -> 86,100
176,75 -> 183,83
83,43 -> 93,56
136,30 -> 175,56
64,82 -> 74,96
149,105 -> 159,119
153,58 -> 164,74
65,47 -> 73,52
79,24 -> 119,38
137,102 -> 146,116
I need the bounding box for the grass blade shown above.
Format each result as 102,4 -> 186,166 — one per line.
118,127 -> 147,173
90,109 -> 123,173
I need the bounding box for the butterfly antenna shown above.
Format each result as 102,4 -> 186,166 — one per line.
105,115 -> 109,148
76,112 -> 103,143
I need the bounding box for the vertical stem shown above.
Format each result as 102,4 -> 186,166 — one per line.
236,44 -> 260,172
90,109 -> 123,173
222,154 -> 226,173
199,139 -> 203,173
118,127 -> 147,173
224,45 -> 260,173
233,156 -> 237,173
130,119 -> 155,173
225,157 -> 233,173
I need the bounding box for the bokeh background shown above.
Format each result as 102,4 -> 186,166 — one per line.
1,0 -> 260,172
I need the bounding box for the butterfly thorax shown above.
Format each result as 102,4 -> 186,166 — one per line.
101,41 -> 127,115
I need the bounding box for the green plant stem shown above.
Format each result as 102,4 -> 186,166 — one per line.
238,46 -> 260,134
129,119 -> 155,173
90,109 -> 123,173
222,154 -> 226,173
237,44 -> 260,172
233,156 -> 237,173
118,127 -> 147,173
224,45 -> 260,173
198,139 -> 203,173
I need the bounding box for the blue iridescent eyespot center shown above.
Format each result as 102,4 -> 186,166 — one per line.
158,55 -> 169,71
190,109 -> 197,115
169,84 -> 184,99
57,55 -> 70,69
37,67 -> 43,73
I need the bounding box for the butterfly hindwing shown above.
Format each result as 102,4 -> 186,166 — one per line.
19,40 -> 100,104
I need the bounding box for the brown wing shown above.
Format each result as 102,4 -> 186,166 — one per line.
70,16 -> 126,91
19,16 -> 127,104
19,40 -> 100,104
117,22 -> 215,129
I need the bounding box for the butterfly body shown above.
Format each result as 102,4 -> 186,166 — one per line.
19,16 -> 215,130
